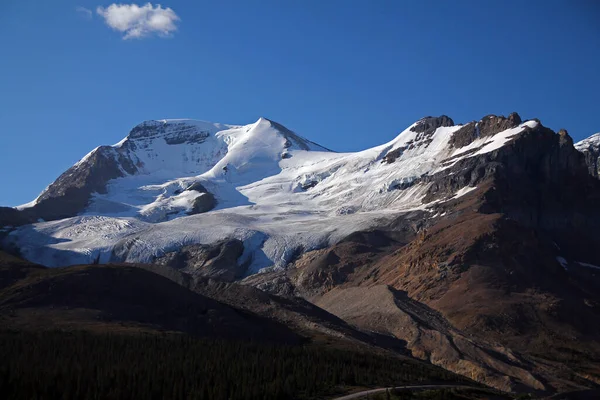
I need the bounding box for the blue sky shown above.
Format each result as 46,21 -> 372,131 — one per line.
1,0 -> 599,206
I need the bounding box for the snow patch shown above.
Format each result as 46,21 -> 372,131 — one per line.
575,132 -> 600,151
453,186 -> 478,199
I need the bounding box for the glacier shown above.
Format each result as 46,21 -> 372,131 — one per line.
6,116 -> 540,272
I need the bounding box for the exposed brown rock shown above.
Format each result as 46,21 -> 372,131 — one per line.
315,285 -> 544,392
424,123 -> 597,259
558,129 -> 574,147
449,113 -> 522,148
448,122 -> 478,148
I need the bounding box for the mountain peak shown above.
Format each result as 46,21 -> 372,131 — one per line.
261,118 -> 331,152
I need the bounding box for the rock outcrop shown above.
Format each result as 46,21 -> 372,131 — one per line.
411,115 -> 455,135
128,120 -> 211,144
185,182 -> 217,215
154,239 -> 245,282
449,112 -> 522,148
31,146 -> 138,221
383,115 -> 454,163
189,193 -> 216,214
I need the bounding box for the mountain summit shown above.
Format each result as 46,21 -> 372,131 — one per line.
17,118 -> 328,221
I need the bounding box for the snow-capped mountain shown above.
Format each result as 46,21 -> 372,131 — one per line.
575,132 -> 600,178
0,113 -> 574,271
4,112 -> 600,393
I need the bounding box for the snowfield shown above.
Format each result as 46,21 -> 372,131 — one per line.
7,116 -> 539,272
575,132 -> 600,151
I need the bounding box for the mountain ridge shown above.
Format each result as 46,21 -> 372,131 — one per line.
2,112 -> 594,273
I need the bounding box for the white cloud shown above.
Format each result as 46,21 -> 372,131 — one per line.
76,6 -> 93,19
96,3 -> 180,39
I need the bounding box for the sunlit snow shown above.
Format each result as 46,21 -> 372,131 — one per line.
8,117 -> 538,272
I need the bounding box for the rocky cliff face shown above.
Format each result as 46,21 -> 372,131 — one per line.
425,123 -> 600,259
128,120 -> 212,144
448,112 -> 522,148
575,132 -> 600,179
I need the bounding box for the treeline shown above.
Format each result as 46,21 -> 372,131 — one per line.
0,331 -> 465,400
